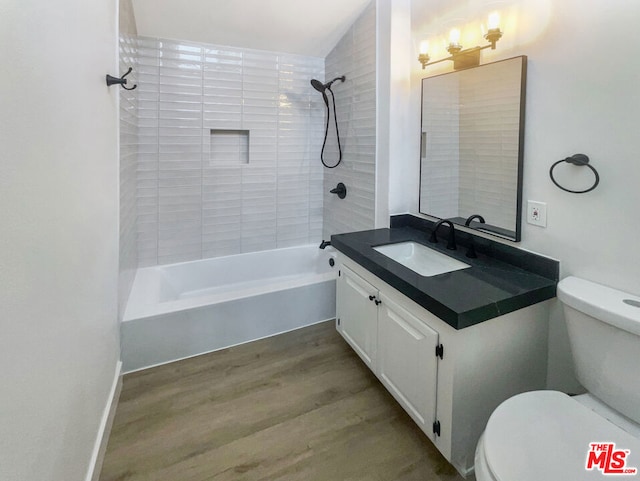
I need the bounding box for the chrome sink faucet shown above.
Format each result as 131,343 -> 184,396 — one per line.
428,219 -> 457,250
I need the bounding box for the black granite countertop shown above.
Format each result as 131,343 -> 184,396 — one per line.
331,225 -> 558,330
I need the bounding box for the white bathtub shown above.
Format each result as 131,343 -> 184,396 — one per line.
122,245 -> 337,372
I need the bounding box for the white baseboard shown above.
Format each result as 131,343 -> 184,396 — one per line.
85,360 -> 123,481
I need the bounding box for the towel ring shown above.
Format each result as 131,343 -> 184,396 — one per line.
549,154 -> 599,194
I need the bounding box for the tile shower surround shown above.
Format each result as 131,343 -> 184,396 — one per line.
130,36 -> 326,266
323,1 -> 377,239
119,33 -> 138,317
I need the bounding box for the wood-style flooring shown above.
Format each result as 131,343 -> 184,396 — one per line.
99,321 -> 465,481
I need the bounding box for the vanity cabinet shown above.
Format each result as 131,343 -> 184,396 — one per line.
336,265 -> 378,371
337,265 -> 439,437
335,254 -> 550,477
377,293 -> 438,435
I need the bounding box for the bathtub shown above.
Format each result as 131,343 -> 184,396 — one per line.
121,244 -> 337,372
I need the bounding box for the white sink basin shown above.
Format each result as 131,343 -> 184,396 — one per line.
373,241 -> 471,277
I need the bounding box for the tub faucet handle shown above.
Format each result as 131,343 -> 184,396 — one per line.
329,183 -> 347,199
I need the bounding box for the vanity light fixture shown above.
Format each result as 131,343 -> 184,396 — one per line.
418,12 -> 504,70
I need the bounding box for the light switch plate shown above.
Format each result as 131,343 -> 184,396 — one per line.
527,201 -> 547,227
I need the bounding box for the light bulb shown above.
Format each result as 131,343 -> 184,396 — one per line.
419,41 -> 429,55
487,12 -> 500,30
449,28 -> 461,45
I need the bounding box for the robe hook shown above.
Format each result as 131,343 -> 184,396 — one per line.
106,67 -> 137,90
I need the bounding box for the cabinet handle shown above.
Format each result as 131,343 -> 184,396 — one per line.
369,295 -> 376,301
375,299 -> 382,306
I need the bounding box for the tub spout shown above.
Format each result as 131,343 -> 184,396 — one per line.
319,240 -> 332,249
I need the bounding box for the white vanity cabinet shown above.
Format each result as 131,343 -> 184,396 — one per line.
337,264 -> 439,438
377,292 -> 439,436
335,254 -> 550,477
336,264 -> 378,371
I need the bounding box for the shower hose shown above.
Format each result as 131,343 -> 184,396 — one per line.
320,87 -> 342,169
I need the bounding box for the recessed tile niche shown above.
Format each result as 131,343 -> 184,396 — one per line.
210,129 -> 249,165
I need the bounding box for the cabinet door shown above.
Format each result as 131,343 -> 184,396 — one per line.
377,293 -> 439,435
336,265 -> 379,371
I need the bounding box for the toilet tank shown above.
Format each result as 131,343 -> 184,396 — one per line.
558,276 -> 640,424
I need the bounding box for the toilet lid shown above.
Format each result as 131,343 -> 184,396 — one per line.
483,391 -> 640,481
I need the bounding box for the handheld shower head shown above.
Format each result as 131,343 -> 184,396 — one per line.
311,75 -> 347,169
310,78 -> 326,93
311,76 -> 346,106
310,78 -> 329,106
311,76 -> 346,91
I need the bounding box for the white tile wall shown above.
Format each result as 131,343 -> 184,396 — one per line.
133,36 -> 324,266
118,33 -> 138,318
323,1 -> 377,238
136,36 -> 161,266
209,130 -> 249,164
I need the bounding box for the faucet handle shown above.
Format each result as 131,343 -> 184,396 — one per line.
428,231 -> 438,243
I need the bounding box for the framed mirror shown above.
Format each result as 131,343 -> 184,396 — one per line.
419,56 -> 527,241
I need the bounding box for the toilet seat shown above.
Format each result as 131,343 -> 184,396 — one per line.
479,390 -> 640,481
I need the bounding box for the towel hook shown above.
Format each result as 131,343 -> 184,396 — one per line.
549,153 -> 600,194
106,67 -> 137,91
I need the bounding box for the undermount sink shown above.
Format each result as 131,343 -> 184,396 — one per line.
373,241 -> 471,277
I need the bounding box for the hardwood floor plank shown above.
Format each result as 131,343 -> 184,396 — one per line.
100,321 -> 464,481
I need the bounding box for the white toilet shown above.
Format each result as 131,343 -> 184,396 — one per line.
475,276 -> 640,480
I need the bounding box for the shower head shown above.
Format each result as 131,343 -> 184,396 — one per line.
311,76 -> 346,92
311,78 -> 326,93
310,78 -> 329,106
311,76 -> 345,106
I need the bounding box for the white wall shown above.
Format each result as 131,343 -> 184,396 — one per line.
131,0 -> 371,57
388,0 -> 416,215
378,0 -> 413,229
0,1 -> 121,480
392,0 -> 640,391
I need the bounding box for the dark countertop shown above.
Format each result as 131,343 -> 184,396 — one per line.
331,226 -> 558,330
